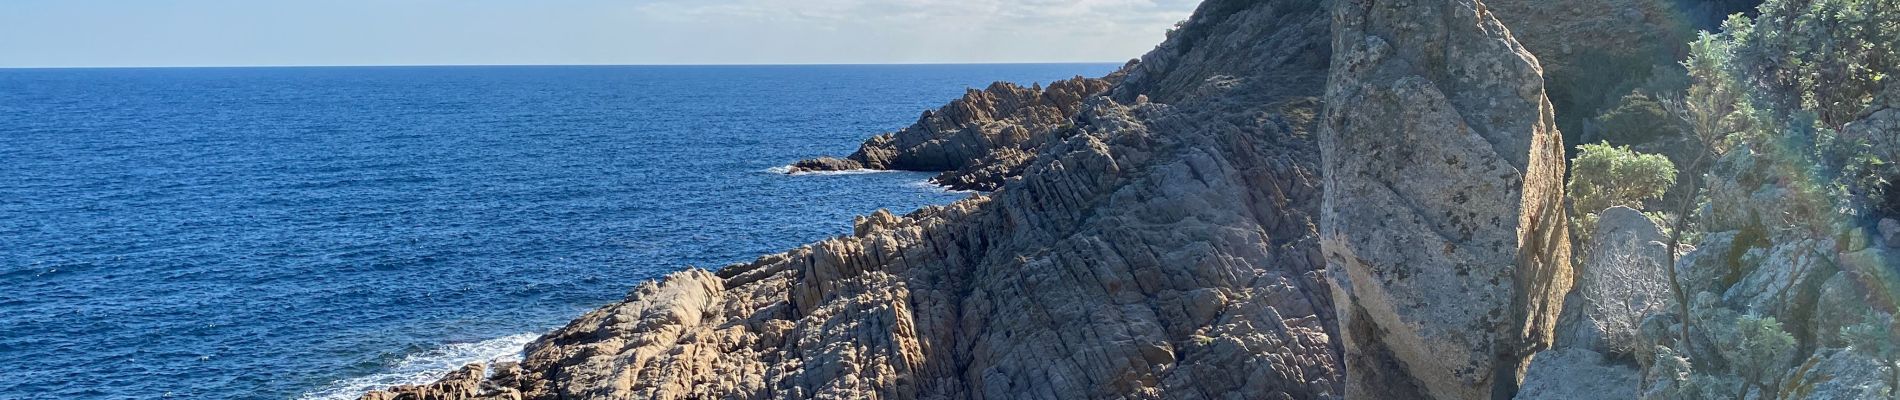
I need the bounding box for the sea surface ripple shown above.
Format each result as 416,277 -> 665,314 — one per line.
0,64 -> 1117,399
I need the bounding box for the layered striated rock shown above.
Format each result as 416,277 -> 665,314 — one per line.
504,96 -> 1341,399
1319,0 -> 1573,398
367,0 -> 1348,399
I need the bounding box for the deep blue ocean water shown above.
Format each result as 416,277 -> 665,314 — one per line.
0,63 -> 1118,399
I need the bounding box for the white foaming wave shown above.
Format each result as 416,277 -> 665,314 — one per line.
299,332 -> 540,400
907,180 -> 976,194
763,165 -> 902,176
795,169 -> 900,176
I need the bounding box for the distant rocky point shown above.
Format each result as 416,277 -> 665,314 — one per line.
783,73 -> 1121,191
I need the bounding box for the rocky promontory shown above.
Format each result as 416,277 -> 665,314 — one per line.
360,0 -> 1899,398
785,75 -> 1119,191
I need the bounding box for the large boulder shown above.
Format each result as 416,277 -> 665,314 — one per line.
1672,229 -> 1760,297
1513,348 -> 1640,400
1721,238 -> 1838,332
1557,207 -> 1673,355
1321,0 -> 1574,398
1781,349 -> 1897,400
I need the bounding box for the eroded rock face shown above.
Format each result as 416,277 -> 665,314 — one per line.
1320,0 -> 1573,398
371,1 -> 1345,399
1852,84 -> 1900,220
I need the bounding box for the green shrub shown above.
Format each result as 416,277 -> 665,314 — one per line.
1685,0 -> 1900,218
1569,142 -> 1681,215
1723,0 -> 1900,131
1723,315 -> 1797,392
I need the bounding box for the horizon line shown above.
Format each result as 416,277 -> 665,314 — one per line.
0,60 -> 1136,70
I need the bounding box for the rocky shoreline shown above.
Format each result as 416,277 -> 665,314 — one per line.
360,0 -> 1898,399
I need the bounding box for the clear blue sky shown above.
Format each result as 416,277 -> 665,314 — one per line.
0,0 -> 1200,68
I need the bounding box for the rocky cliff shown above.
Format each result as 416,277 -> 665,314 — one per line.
367,0 -> 1350,399
356,0 -> 1900,398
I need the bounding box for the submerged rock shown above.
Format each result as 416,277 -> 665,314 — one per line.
784,156 -> 862,174
1321,0 -> 1573,398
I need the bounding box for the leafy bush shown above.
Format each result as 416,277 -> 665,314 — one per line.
1723,0 -> 1899,130
1569,142 -> 1681,215
1685,0 -> 1900,218
1719,314 -> 1797,394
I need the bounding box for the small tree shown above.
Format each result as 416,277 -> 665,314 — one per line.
1584,236 -> 1676,357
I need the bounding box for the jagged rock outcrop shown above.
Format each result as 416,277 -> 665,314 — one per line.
362,364 -> 512,400
1320,0 -> 1573,398
1845,82 -> 1900,219
511,95 -> 1342,399
368,1 -> 1348,399
787,76 -> 1118,190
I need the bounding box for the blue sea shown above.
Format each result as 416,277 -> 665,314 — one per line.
0,63 -> 1118,399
